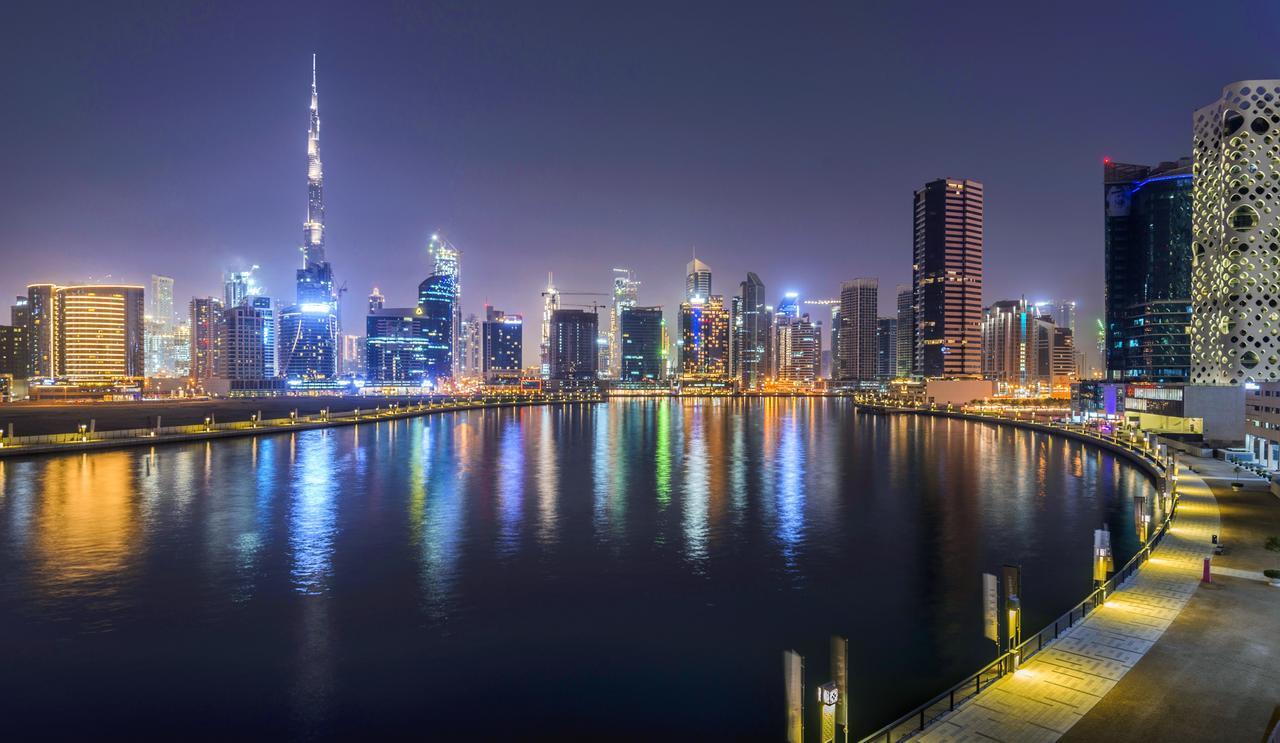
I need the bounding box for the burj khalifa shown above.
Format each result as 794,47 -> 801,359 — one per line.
279,54 -> 338,380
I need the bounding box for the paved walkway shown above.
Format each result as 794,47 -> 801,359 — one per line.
916,457 -> 1224,743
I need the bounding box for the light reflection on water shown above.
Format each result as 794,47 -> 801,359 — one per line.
0,399 -> 1157,739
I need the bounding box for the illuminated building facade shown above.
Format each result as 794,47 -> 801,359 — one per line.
738,273 -> 767,389
1191,81 -> 1280,385
775,313 -> 820,384
216,303 -> 267,381
25,284 -> 56,379
876,317 -> 898,381
190,297 -> 223,384
686,258 -> 711,301
460,313 -> 483,379
606,268 -> 639,378
418,245 -> 459,381
679,295 -> 731,379
619,305 -> 664,382
837,278 -> 878,383
279,56 -> 338,380
549,308 -> 598,380
144,274 -> 178,376
895,284 -> 913,378
0,324 -> 25,378
365,307 -> 435,383
481,309 -> 523,383
913,178 -> 984,377
981,299 -> 1075,390
56,285 -> 145,387
1104,159 -> 1192,382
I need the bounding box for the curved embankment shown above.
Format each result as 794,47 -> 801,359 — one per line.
0,392 -> 602,459
852,403 -> 1179,743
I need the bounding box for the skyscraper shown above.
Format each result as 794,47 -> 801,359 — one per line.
248,295 -> 277,378
619,305 -> 664,382
981,299 -> 1056,390
895,284 -> 913,379
25,284 -> 56,379
876,317 -> 898,381
679,295 -> 731,379
738,273 -> 767,389
223,266 -> 261,309
481,309 -> 523,383
216,303 -> 268,382
1191,81 -> 1280,385
145,275 -> 177,376
686,257 -> 712,301
838,278 -> 878,383
1104,159 -> 1192,382
56,285 -> 145,388
368,287 -> 385,314
460,313 -> 483,379
549,309 -> 598,381
190,297 -> 223,384
913,178 -> 984,377
775,313 -> 820,384
607,268 -> 639,378
417,237 -> 460,383
149,275 -> 174,327
279,55 -> 338,380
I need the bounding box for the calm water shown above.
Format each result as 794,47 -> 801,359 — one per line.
0,399 -> 1153,740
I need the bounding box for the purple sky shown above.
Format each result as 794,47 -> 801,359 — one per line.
3,1 -> 1279,367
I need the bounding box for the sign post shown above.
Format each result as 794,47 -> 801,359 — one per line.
830,636 -> 848,743
784,650 -> 803,743
818,682 -> 839,743
1134,494 -> 1149,543
1093,527 -> 1114,587
1002,564 -> 1022,671
982,572 -> 1000,659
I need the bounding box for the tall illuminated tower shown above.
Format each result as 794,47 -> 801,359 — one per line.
279,54 -> 338,380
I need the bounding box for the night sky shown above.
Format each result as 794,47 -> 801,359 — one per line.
3,1 -> 1279,367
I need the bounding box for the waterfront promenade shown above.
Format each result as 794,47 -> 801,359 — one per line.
910,455 -> 1280,743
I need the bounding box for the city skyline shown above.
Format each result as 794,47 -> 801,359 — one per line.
6,3 -> 1277,370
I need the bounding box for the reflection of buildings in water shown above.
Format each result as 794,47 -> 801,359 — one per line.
681,402 -> 710,570
496,415 -> 525,558
33,453 -> 140,598
774,408 -> 804,569
655,400 -> 673,507
289,432 -> 338,596
413,417 -> 466,619
535,406 -> 559,547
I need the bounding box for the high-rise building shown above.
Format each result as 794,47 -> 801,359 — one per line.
368,287 -> 385,314
365,307 -> 435,383
340,333 -> 364,377
679,295 -> 731,379
460,314 -> 483,379
0,324 -> 26,378
279,56 -> 338,380
1039,299 -> 1077,338
190,297 -> 223,384
775,313 -> 820,384
777,292 -> 800,319
144,275 -> 177,377
247,295 -> 276,378
1104,158 -> 1192,382
417,239 -> 460,383
25,284 -> 56,379
837,278 -> 878,383
980,299 -> 1077,391
216,303 -> 267,382
223,266 -> 261,308
56,285 -> 145,388
549,309 -> 598,381
150,275 -> 175,327
913,178 -> 984,377
619,305 -> 664,382
1191,81 -> 1280,385
606,268 -> 640,379
172,321 -> 191,378
895,284 -> 913,379
481,309 -> 523,383
738,273 -> 767,389
876,317 -> 898,381
686,258 -> 711,302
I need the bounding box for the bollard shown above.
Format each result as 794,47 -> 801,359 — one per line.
1202,557 -> 1212,583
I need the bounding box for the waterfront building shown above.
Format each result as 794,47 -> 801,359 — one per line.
190,297 -> 223,384
606,268 -> 640,379
460,313 -> 483,379
223,266 -> 260,308
172,321 -> 191,377
417,240 -> 460,382
216,303 -> 267,382
144,275 -> 178,377
248,295 -> 277,378
679,295 -> 731,379
980,299 -> 1076,391
279,56 -> 338,381
1104,159 -> 1192,382
365,308 -> 437,383
686,258 -> 711,302
837,278 -> 878,383
481,309 -> 523,383
56,285 -> 145,388
549,308 -> 598,381
368,287 -> 385,314
1191,81 -> 1280,385
895,284 -> 913,378
25,284 -> 56,379
0,324 -> 25,378
775,313 -> 821,384
876,317 -> 898,381
738,273 -> 767,389
619,305 -> 664,382
913,178 -> 984,377
340,333 -> 364,377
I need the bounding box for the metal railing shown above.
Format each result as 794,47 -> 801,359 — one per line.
854,403 -> 1176,743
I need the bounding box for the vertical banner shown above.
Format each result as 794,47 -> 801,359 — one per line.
1134,494 -> 1148,542
830,636 -> 848,730
982,573 -> 999,642
784,650 -> 803,743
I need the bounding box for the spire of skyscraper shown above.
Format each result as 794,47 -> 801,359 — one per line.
303,52 -> 325,267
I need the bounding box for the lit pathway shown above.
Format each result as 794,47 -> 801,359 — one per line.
914,460 -> 1221,743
